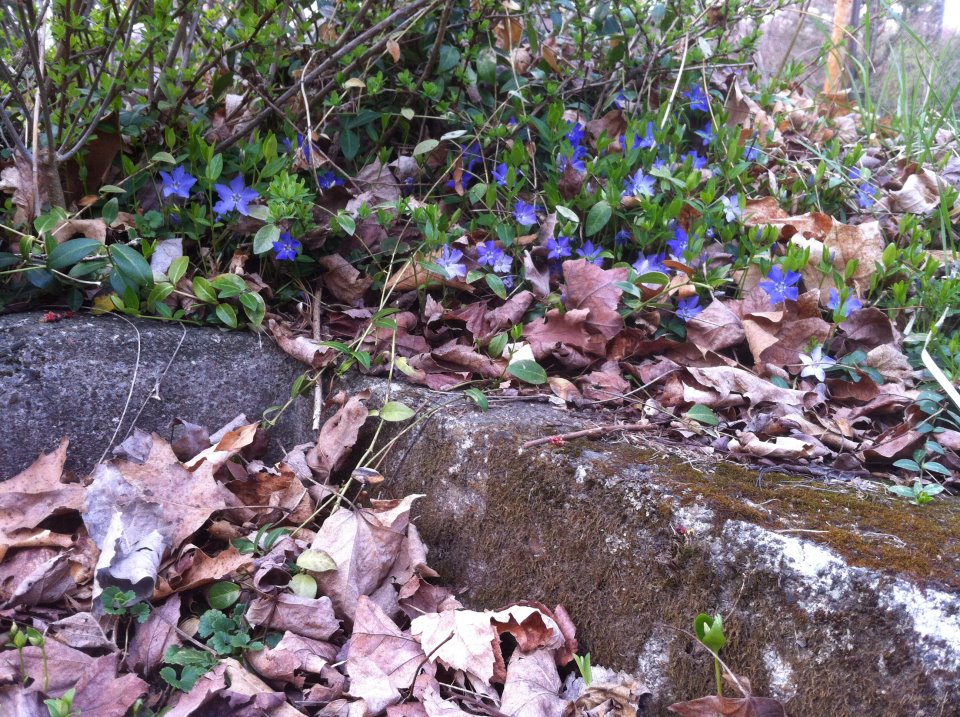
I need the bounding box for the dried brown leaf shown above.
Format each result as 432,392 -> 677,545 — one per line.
500,648 -> 567,717
668,694 -> 787,717
562,259 -> 628,340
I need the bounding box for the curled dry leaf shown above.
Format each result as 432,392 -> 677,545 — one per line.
52,217 -> 107,244
246,593 -> 341,641
562,259 -> 628,340
319,254 -> 374,305
500,648 -> 568,717
346,596 -> 429,713
269,319 -> 338,369
728,433 -> 820,460
310,494 -> 423,620
0,438 -> 82,560
744,206 -> 883,294
410,609 -> 506,686
83,434 -> 233,602
307,394 -> 369,479
125,594 -> 182,676
882,169 -> 942,215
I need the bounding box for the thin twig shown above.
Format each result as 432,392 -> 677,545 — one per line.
521,422 -> 656,449
98,313 -> 142,465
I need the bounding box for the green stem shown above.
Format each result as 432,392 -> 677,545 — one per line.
714,656 -> 723,698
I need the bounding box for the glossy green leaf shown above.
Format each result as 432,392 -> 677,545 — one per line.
508,360 -> 548,385
379,401 -> 415,422
585,200 -> 612,236
206,581 -> 240,610
47,238 -> 102,270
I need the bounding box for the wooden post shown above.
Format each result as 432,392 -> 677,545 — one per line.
824,0 -> 854,94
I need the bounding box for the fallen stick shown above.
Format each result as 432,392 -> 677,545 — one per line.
521,422 -> 654,449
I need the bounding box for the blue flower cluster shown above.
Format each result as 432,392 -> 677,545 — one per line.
158,164 -> 315,262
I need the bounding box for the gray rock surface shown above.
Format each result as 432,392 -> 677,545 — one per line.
354,379 -> 960,717
4,318 -> 960,715
0,312 -> 314,478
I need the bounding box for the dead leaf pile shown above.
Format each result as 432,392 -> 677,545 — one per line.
4,401 -> 748,717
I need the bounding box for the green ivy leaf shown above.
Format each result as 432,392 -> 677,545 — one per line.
694,613 -> 726,654
508,360 -> 548,385
465,387 -> 488,411
485,273 -> 507,299
685,404 -> 719,426
253,224 -> 280,255
290,573 -> 318,599
413,139 -> 440,156
296,549 -> 337,573
168,256 -> 189,285
585,200 -> 612,236
110,244 -> 153,287
438,45 -> 461,73
47,238 -> 102,270
379,401 -> 415,422
340,129 -> 360,160
192,276 -> 218,303
207,581 -> 240,610
215,303 -> 238,328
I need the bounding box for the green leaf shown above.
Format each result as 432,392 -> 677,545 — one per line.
211,273 -> 248,298
465,387 -> 488,411
147,282 -> 175,306
437,45 -> 461,73
215,303 -> 238,328
488,333 -> 508,359
340,129 -> 359,160
508,360 -> 548,385
102,197 -> 119,226
206,154 -> 224,182
485,273 -> 507,299
585,200 -> 612,236
379,401 -> 415,422
254,224 -> 280,255
206,581 -> 240,610
401,108 -> 415,120
476,47 -> 497,84
337,213 -> 356,236
413,139 -> 440,157
168,256 -> 189,284
893,459 -> 920,472
110,245 -> 153,287
246,205 -> 271,222
151,151 -> 176,164
686,404 -> 719,426
192,276 -> 218,303
47,238 -> 102,270
290,573 -> 318,599
694,613 -> 726,654
240,292 -> 266,327
555,205 -> 579,223
296,549 -> 337,573
100,184 -> 126,194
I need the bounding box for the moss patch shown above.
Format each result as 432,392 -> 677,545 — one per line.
374,413 -> 960,716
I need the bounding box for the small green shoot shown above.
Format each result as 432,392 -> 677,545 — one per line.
694,613 -> 727,698
572,652 -> 593,686
44,687 -> 77,717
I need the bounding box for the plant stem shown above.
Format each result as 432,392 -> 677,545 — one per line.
714,656 -> 723,697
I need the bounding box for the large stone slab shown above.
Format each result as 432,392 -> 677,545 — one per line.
351,379 -> 960,717
0,312 -> 314,478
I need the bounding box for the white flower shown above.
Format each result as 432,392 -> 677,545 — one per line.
799,345 -> 836,382
720,194 -> 742,223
